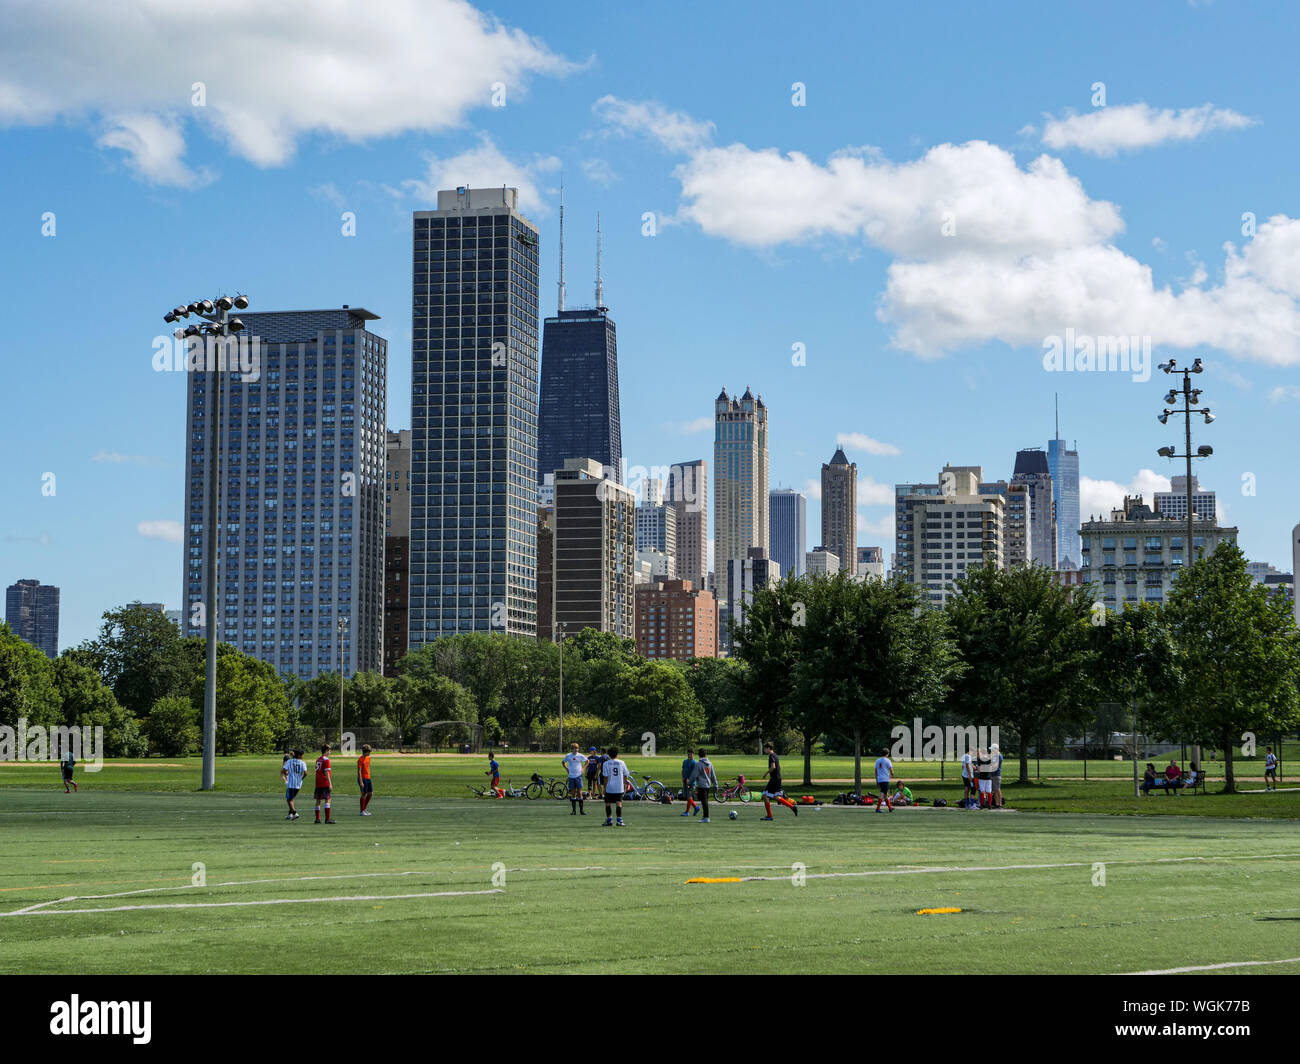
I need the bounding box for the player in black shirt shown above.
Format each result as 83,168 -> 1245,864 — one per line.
760,743 -> 799,820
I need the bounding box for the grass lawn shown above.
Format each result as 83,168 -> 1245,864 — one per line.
1,761 -> 1298,974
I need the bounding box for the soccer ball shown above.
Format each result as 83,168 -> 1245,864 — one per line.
728,810 -> 738,820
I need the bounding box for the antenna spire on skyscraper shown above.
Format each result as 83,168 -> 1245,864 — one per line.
557,176 -> 566,313
595,211 -> 605,309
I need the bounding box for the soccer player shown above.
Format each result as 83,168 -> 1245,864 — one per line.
759,742 -> 798,820
487,753 -> 502,798
1265,747 -> 1279,792
960,748 -> 974,804
563,743 -> 588,815
990,742 -> 1005,808
873,748 -> 894,812
357,744 -> 374,815
601,746 -> 631,826
282,748 -> 307,820
314,744 -> 336,824
585,747 -> 601,798
976,748 -> 995,809
680,748 -> 700,817
60,748 -> 78,793
691,749 -> 719,822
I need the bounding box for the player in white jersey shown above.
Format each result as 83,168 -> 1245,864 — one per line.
600,747 -> 631,826
1264,747 -> 1279,791
281,749 -> 308,820
562,743 -> 588,815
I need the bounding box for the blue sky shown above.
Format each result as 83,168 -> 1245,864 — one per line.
2,0 -> 1299,650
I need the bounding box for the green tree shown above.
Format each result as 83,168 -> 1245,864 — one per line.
946,565 -> 1096,784
52,655 -> 145,756
612,660 -> 705,752
0,622 -> 61,729
189,648 -> 292,755
345,670 -> 395,733
146,695 -> 201,756
497,637 -> 559,732
80,603 -> 188,718
1155,542 -> 1300,792
682,657 -> 746,732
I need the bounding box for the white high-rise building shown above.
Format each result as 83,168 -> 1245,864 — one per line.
1154,475 -> 1217,524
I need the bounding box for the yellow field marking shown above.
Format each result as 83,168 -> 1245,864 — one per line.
686,877 -> 744,884
917,907 -> 963,915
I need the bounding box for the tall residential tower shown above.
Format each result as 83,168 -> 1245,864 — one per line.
820,447 -> 857,581
714,388 -> 769,598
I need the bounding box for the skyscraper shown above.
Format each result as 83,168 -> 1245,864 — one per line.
714,388 -> 769,601
1047,399 -> 1080,568
409,187 -> 541,642
183,306 -> 387,680
666,459 -> 708,591
723,546 -> 780,651
768,487 -> 807,578
536,207 -> 622,487
1012,447 -> 1056,568
552,458 -> 636,637
1154,475 -> 1217,523
821,447 -> 857,581
383,429 -> 412,678
5,579 -> 59,658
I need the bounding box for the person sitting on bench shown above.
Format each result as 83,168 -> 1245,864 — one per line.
1141,762 -> 1159,796
1159,759 -> 1184,794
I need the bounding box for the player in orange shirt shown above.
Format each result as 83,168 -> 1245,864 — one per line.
357,744 -> 374,816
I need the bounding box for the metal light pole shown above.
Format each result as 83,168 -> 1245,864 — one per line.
556,621 -> 566,753
338,616 -> 349,747
163,295 -> 248,791
1157,357 -> 1214,565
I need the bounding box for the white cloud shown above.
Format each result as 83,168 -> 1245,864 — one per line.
663,416 -> 713,435
580,157 -> 619,187
601,97 -> 1300,365
0,0 -> 572,186
137,520 -> 182,543
856,476 -> 895,506
1268,384 -> 1300,403
403,133 -> 559,216
803,478 -> 822,501
1037,103 -> 1255,157
592,95 -> 716,153
856,512 -> 895,539
1079,471 -> 1171,522
837,431 -> 901,457
308,182 -> 347,210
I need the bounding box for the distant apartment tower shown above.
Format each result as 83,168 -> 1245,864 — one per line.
722,546 -> 781,652
552,458 -> 636,637
821,447 -> 857,580
383,429 -> 412,677
666,459 -> 708,591
895,466 -> 1006,606
536,505 -> 555,642
5,579 -> 59,658
806,547 -> 840,576
714,388 -> 769,600
1154,475 -> 1217,523
1012,448 -> 1056,568
1081,496 -> 1237,609
856,546 -> 885,581
635,499 -> 676,563
1002,481 -> 1033,567
1047,405 -> 1080,567
769,487 -> 807,578
183,306 -> 387,680
410,187 -> 540,642
635,578 -> 717,660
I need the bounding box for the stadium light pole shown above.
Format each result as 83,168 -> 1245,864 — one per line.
1157,358 -> 1214,565
163,294 -> 248,791
338,615 -> 349,748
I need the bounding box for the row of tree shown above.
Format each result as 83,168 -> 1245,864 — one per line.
732,543 -> 1300,793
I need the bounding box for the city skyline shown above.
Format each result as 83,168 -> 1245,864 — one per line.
5,1 -> 1300,650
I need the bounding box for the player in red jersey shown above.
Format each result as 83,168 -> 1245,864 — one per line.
314,743 -> 336,824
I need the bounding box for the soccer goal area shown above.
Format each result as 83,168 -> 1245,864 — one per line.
417,720 -> 484,753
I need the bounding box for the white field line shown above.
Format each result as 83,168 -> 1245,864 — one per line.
1123,957 -> 1300,975
4,888 -> 504,916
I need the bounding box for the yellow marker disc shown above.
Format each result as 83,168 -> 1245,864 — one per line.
916,907 -> 963,915
686,877 -> 744,884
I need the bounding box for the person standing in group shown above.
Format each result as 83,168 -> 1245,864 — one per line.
760,743 -> 798,820
961,747 -> 975,805
60,748 -> 78,793
680,748 -> 700,817
585,746 -> 601,799
314,744 -> 336,824
990,742 -> 1004,808
357,744 -> 374,816
282,748 -> 307,820
691,749 -> 719,823
976,748 -> 995,809
600,747 -> 631,826
873,748 -> 894,812
563,743 -> 588,815
1264,747 -> 1279,792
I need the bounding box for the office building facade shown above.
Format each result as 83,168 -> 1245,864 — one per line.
410,187 -> 541,642
1012,448 -> 1056,568
183,306 -> 387,680
722,546 -> 780,652
536,308 -> 622,486
666,459 -> 708,592
552,458 -> 636,637
806,548 -> 840,576
5,579 -> 59,659
383,429 -> 412,677
1154,475 -> 1217,524
768,487 -> 807,578
635,578 -> 717,660
1047,432 -> 1080,568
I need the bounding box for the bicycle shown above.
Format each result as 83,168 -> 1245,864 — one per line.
526,773 -> 570,800
715,775 -> 754,803
625,771 -> 667,802
468,779 -> 526,799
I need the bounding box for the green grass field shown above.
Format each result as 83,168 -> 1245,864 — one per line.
2,755 -> 1299,974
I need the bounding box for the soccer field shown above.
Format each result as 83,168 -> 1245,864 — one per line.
2,786 -> 1298,975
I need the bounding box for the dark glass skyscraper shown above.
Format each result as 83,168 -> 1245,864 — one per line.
409,187 -> 540,641
536,308 -> 622,485
5,578 -> 59,658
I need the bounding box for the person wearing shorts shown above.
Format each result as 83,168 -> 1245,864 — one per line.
314,744 -> 336,824
961,749 -> 974,804
873,749 -> 894,812
690,749 -> 719,823
1265,747 -> 1279,792
357,744 -> 374,816
760,743 -> 798,819
60,749 -> 78,793
585,747 -> 601,798
976,748 -> 994,809
487,754 -> 502,798
601,747 -> 630,826
282,748 -> 307,820
562,743 -> 588,815
990,743 -> 1004,808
